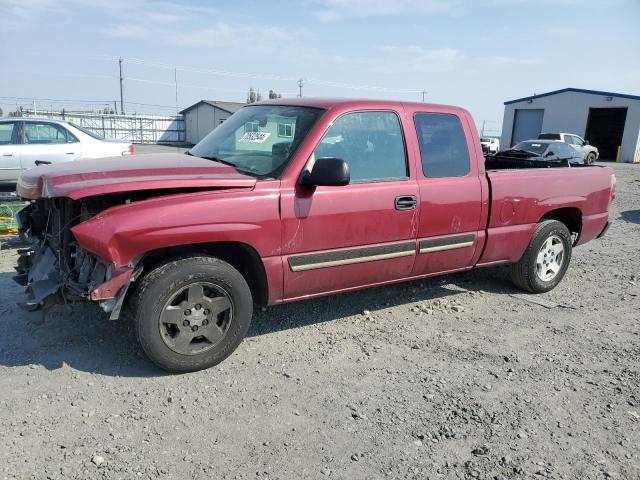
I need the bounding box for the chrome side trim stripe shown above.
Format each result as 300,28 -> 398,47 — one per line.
419,234 -> 476,254
288,242 -> 415,272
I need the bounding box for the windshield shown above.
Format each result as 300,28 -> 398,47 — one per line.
68,122 -> 105,140
189,105 -> 325,178
512,141 -> 548,154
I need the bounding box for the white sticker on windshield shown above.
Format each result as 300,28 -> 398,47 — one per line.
239,132 -> 271,143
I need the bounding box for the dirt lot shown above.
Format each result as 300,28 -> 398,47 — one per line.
0,162 -> 638,480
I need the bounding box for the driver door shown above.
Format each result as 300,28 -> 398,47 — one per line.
280,110 -> 420,300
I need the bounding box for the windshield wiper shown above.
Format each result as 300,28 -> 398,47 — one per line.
196,155 -> 238,167
193,155 -> 259,176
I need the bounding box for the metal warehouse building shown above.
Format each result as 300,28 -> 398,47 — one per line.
501,88 -> 640,162
181,100 -> 244,144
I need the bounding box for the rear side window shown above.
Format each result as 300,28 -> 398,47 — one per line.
314,111 -> 407,182
414,113 -> 470,177
0,122 -> 18,145
24,122 -> 73,144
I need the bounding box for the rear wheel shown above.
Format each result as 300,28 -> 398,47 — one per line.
586,152 -> 596,165
510,220 -> 572,293
127,256 -> 253,373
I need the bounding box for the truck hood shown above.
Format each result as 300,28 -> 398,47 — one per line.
17,153 -> 257,200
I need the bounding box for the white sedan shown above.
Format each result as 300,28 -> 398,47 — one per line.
0,118 -> 133,185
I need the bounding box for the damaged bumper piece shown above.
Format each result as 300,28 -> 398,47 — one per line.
13,199 -> 137,320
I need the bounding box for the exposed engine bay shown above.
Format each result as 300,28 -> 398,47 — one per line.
15,196 -> 115,311
13,186 -> 249,317
14,190 -> 173,315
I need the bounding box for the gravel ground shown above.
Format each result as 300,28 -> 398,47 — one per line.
0,162 -> 638,480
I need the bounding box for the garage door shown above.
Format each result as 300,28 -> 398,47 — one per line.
511,109 -> 544,146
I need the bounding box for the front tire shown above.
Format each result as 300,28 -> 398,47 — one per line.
510,220 -> 572,293
127,256 -> 253,373
586,152 -> 596,165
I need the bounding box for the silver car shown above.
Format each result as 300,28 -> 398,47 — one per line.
0,118 -> 133,185
538,133 -> 599,164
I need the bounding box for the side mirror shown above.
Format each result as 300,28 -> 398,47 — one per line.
300,157 -> 350,187
545,151 -> 555,157
585,140 -> 590,145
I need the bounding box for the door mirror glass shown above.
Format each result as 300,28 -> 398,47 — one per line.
545,151 -> 555,157
300,157 -> 350,187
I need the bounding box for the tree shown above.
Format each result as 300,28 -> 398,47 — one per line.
247,88 -> 257,104
268,90 -> 282,99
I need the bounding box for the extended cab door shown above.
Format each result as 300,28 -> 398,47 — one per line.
20,121 -> 81,169
407,109 -> 486,275
0,121 -> 22,183
280,109 -> 420,300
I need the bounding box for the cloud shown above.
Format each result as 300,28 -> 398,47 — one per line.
377,45 -> 541,73
311,0 -> 461,20
378,46 -> 466,72
145,12 -> 184,24
170,23 -> 293,53
101,24 -> 149,39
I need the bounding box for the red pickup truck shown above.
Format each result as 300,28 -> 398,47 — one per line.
15,99 -> 615,372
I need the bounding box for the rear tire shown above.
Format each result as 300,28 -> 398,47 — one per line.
127,256 -> 253,373
510,220 -> 572,293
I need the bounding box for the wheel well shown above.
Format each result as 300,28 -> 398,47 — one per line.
140,242 -> 269,306
540,207 -> 582,239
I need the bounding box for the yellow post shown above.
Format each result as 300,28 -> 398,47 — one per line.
616,146 -> 621,162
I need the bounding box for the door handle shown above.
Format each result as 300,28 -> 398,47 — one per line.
34,160 -> 52,166
65,152 -> 76,155
395,195 -> 417,211
2,153 -> 13,157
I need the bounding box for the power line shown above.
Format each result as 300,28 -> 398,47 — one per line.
124,76 -> 297,96
112,56 -> 422,94
0,96 -> 187,111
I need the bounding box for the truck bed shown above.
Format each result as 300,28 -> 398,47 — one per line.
477,164 -> 614,267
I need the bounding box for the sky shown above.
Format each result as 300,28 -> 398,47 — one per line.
1,0 -> 639,133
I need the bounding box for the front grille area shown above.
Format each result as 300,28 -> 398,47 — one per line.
15,198 -> 106,310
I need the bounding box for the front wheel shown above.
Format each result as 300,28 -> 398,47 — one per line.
510,220 -> 572,293
127,256 -> 253,373
586,152 -> 596,165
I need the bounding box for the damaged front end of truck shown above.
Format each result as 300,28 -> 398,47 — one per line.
12,152 -> 260,319
14,196 -> 138,319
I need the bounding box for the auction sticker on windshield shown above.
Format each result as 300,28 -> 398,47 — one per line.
240,132 -> 271,143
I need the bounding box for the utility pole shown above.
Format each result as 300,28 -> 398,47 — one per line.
113,100 -> 117,114
118,57 -> 125,115
33,99 -> 37,117
297,79 -> 304,97
422,90 -> 427,102
174,68 -> 179,115
481,120 -> 486,137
